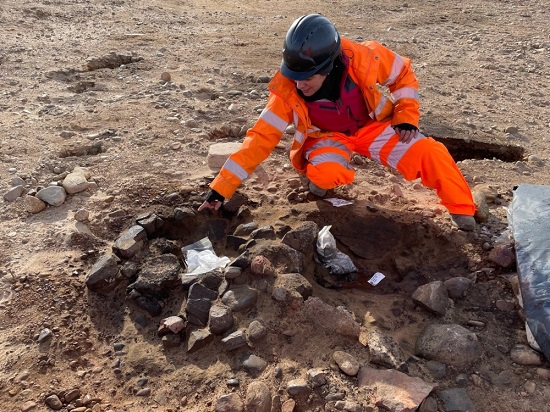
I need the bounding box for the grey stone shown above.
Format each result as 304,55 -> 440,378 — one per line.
241,354 -> 268,376
186,298 -> 212,326
412,281 -> 450,316
36,186 -> 66,206
510,344 -> 544,366
233,222 -> 259,237
445,277 -> 472,300
221,285 -> 258,312
133,294 -> 162,316
307,368 -> 328,388
246,320 -> 267,342
62,171 -> 89,194
112,224 -> 147,259
85,254 -> 121,294
224,266 -> 242,280
136,213 -> 164,236
416,324 -> 482,371
187,328 -> 214,353
45,394 -> 63,410
439,387 -> 475,412
10,176 -> 26,186
426,360 -> 447,379
250,225 -> 276,240
281,221 -> 318,256
3,184 -> 24,201
333,351 -> 360,376
208,304 -> 234,335
222,330 -> 247,351
37,328 -> 52,343
286,378 -> 311,397
189,282 -> 219,301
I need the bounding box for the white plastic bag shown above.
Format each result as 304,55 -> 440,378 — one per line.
182,237 -> 230,276
316,225 -> 357,275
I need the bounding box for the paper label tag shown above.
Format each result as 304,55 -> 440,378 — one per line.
368,272 -> 385,286
324,198 -> 354,207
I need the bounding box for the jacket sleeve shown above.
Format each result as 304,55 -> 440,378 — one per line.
210,93 -> 293,199
373,41 -> 421,127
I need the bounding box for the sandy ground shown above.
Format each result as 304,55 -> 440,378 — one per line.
1,0 -> 550,411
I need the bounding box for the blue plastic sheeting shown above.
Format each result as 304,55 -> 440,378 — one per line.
508,184 -> 550,360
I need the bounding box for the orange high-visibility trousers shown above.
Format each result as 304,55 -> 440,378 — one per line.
302,120 -> 475,215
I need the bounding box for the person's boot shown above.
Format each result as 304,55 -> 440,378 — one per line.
451,214 -> 476,231
308,182 -> 327,197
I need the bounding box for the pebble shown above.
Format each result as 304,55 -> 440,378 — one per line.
20,401 -> 37,412
333,351 -> 360,376
135,387 -> 151,396
45,394 -> 63,409
37,328 -> 52,342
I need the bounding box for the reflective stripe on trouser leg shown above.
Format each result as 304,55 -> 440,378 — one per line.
352,121 -> 475,215
395,137 -> 475,215
303,137 -> 355,189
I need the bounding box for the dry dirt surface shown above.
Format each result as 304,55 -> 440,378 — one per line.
1,1 -> 550,411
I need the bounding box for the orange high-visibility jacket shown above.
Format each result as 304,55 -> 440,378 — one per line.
210,38 -> 420,200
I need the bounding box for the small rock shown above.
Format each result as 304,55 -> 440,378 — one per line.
20,401 -> 37,412
24,195 -> 46,213
37,328 -> 52,343
45,394 -> 63,410
3,185 -> 24,202
510,344 -> 543,366
286,378 -> 311,397
74,209 -> 90,221
333,350 -> 360,376
136,387 -> 151,396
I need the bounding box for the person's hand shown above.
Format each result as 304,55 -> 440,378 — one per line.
198,189 -> 225,212
393,123 -> 419,144
198,200 -> 223,211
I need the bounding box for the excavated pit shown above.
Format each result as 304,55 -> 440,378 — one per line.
435,136 -> 525,162
120,199 -> 471,297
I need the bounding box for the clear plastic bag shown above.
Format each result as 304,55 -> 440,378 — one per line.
182,237 -> 230,276
316,225 -> 357,276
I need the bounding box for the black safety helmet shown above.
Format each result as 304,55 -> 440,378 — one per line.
281,14 -> 341,81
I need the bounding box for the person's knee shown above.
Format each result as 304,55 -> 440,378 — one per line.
306,163 -> 354,189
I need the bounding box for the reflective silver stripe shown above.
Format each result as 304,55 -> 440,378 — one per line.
367,125 -> 397,162
392,87 -> 419,101
309,152 -> 353,170
374,95 -> 388,117
222,158 -> 249,181
293,111 -> 320,145
383,54 -> 405,86
387,133 -> 427,168
294,130 -> 306,144
260,108 -> 288,133
304,139 -> 353,160
293,112 -> 299,128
